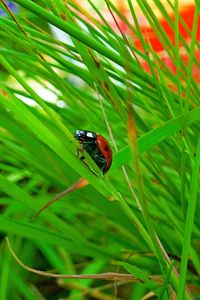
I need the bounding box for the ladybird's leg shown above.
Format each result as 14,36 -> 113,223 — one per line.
80,156 -> 99,176
76,141 -> 99,176
93,155 -> 107,173
94,155 -> 107,164
77,144 -> 91,167
77,149 -> 86,162
77,142 -> 86,158
77,150 -> 85,162
77,149 -> 80,157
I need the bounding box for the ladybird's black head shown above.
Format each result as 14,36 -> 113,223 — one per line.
74,130 -> 86,139
74,130 -> 97,141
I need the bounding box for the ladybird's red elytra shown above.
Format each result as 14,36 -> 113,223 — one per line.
74,130 -> 112,174
96,134 -> 112,172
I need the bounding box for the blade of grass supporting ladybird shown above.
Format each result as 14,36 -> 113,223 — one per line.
0,86 -> 120,199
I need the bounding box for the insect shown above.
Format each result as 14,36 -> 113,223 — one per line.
74,130 -> 112,174
33,130 -> 112,218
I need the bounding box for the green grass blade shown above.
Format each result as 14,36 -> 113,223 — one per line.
178,136 -> 200,299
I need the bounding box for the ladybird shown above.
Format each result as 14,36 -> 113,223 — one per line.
74,130 -> 112,174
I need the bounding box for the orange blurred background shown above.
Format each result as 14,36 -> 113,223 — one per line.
108,0 -> 200,83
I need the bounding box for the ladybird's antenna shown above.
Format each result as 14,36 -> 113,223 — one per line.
33,178 -> 88,219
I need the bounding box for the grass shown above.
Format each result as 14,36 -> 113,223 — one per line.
0,0 -> 200,299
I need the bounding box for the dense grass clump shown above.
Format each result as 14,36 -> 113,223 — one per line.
0,1 -> 200,299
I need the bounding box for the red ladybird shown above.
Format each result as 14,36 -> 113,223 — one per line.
74,130 -> 112,174
33,130 -> 112,218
